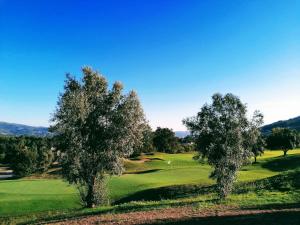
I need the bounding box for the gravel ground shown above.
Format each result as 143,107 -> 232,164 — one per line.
47,206 -> 300,225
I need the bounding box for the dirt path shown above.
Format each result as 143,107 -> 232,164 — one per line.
48,206 -> 300,225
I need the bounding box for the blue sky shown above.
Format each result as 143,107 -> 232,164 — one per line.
0,0 -> 299,130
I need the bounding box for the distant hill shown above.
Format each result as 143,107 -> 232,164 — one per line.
175,116 -> 300,137
175,131 -> 190,138
261,116 -> 300,135
2,117 -> 299,138
0,122 -> 50,137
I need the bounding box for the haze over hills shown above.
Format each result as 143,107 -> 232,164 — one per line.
261,116 -> 300,135
0,122 -> 49,137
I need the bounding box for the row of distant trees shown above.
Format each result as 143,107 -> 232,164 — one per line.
1,67 -> 299,207
0,126 -> 193,178
0,136 -> 54,177
132,127 -> 194,156
250,127 -> 300,163
1,124 -> 298,177
134,126 -> 300,160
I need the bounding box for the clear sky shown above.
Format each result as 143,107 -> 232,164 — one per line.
0,0 -> 299,130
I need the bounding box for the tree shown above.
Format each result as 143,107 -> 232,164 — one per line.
36,143 -> 54,172
132,124 -> 154,156
266,128 -> 298,156
0,136 -> 10,162
251,134 -> 265,163
153,127 -> 178,153
180,135 -> 195,145
248,111 -> 265,163
4,136 -> 54,176
9,138 -> 38,177
51,67 -> 147,208
183,93 -> 263,199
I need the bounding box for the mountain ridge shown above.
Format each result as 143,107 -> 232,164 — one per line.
0,121 -> 49,137
1,115 -> 299,137
261,116 -> 300,135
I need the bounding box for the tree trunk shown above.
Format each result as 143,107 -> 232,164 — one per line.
283,149 -> 288,157
254,156 -> 257,163
86,177 -> 96,208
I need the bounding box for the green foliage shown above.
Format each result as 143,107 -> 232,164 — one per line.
151,128 -> 195,154
174,144 -> 195,153
153,127 -> 177,153
132,124 -> 154,156
251,134 -> 265,163
0,136 -> 53,176
10,143 -> 37,177
36,145 -> 54,173
78,174 -> 110,206
0,136 -> 8,162
266,128 -> 298,156
51,67 -> 147,208
184,93 -> 264,199
180,135 -> 195,144
248,112 -> 266,163
0,135 -> 12,163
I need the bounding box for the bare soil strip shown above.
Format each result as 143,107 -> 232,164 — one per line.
47,206 -> 300,225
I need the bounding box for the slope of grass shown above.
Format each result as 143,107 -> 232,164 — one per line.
0,149 -> 299,223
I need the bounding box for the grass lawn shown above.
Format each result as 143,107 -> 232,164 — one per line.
0,149 -> 300,224
0,179 -> 80,216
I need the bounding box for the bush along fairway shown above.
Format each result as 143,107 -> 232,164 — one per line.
0,149 -> 300,224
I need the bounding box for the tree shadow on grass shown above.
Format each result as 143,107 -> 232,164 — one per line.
125,169 -> 162,175
262,155 -> 300,172
235,170 -> 300,194
116,169 -> 300,205
243,202 -> 300,210
115,184 -> 216,204
130,157 -> 164,162
145,210 -> 300,225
